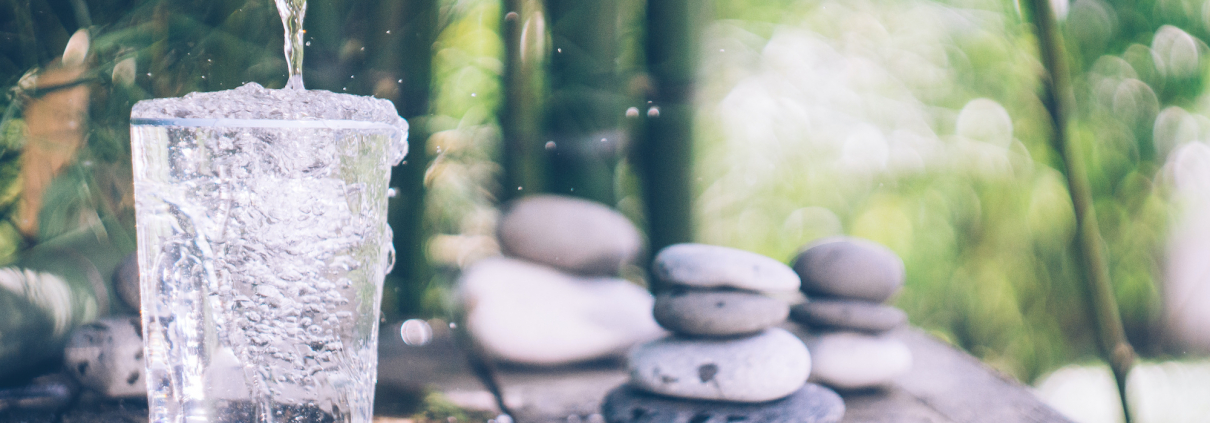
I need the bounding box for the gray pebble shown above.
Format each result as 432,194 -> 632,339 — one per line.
789,299 -> 907,333
64,316 -> 146,398
113,253 -> 140,311
653,244 -> 800,292
628,328 -> 810,403
793,237 -> 904,302
653,289 -> 788,336
497,195 -> 643,276
601,383 -> 844,423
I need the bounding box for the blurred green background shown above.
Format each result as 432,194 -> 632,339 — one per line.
2,0 -> 1207,391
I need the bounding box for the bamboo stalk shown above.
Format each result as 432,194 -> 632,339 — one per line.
636,0 -> 702,290
371,0 -> 437,320
499,0 -> 547,203
1025,1 -> 1135,420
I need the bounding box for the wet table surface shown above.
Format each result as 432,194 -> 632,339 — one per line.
1,326 -> 1073,423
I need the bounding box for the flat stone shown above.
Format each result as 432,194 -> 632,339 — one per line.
789,299 -> 907,333
113,253 -> 139,310
459,257 -> 664,366
793,237 -> 905,302
600,383 -> 844,423
64,316 -> 146,398
653,244 -> 800,292
653,289 -> 788,336
806,332 -> 912,390
628,328 -> 810,403
497,195 -> 643,276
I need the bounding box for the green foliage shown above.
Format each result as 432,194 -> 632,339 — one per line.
698,0 -> 1178,382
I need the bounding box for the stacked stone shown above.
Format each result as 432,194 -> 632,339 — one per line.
458,195 -> 665,366
789,237 -> 912,390
601,243 -> 844,423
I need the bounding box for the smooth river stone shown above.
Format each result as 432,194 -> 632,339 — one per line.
600,383 -> 844,423
628,328 -> 810,403
497,195 -> 642,276
653,289 -> 789,336
458,257 -> 664,366
653,244 -> 800,292
793,237 -> 905,302
64,317 -> 146,398
789,299 -> 907,333
806,332 -> 912,390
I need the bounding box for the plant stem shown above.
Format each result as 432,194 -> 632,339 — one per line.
1025,0 -> 1134,420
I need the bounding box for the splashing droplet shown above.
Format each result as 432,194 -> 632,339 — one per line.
626,107 -> 639,118
647,106 -> 660,118
545,141 -> 556,150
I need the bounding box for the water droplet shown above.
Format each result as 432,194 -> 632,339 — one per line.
719,48 -> 725,52
557,48 -> 562,53
360,47 -> 365,51
387,188 -> 397,198
647,106 -> 660,118
471,93 -> 477,97
600,138 -> 607,142
517,186 -> 523,190
545,141 -> 556,150
350,75 -> 355,79
626,107 -> 639,118
505,11 -> 519,21
385,30 -> 391,34
305,41 -> 311,46
397,79 -> 403,83
400,319 -> 433,346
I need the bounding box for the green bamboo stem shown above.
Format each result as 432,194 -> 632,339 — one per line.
636,0 -> 702,291
545,0 -> 624,204
499,0 -> 547,203
370,0 -> 437,320
1025,1 -> 1134,420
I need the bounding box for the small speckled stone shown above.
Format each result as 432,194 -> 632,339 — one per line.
497,195 -> 643,276
653,244 -> 800,292
793,237 -> 905,302
789,299 -> 907,333
653,289 -> 789,336
807,332 -> 912,390
628,328 -> 810,403
601,383 -> 844,423
64,317 -> 146,398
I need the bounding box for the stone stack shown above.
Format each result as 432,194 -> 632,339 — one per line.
458,195 -> 665,366
601,243 -> 844,423
789,237 -> 912,390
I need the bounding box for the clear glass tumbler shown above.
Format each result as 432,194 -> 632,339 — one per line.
131,93 -> 406,423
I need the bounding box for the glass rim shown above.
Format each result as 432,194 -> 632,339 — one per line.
130,117 -> 401,130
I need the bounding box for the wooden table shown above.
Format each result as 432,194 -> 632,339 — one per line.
376,326 -> 1074,423
0,327 -> 1073,422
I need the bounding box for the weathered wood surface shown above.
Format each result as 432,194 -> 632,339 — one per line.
376,326 -> 1074,423
0,326 -> 1073,422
